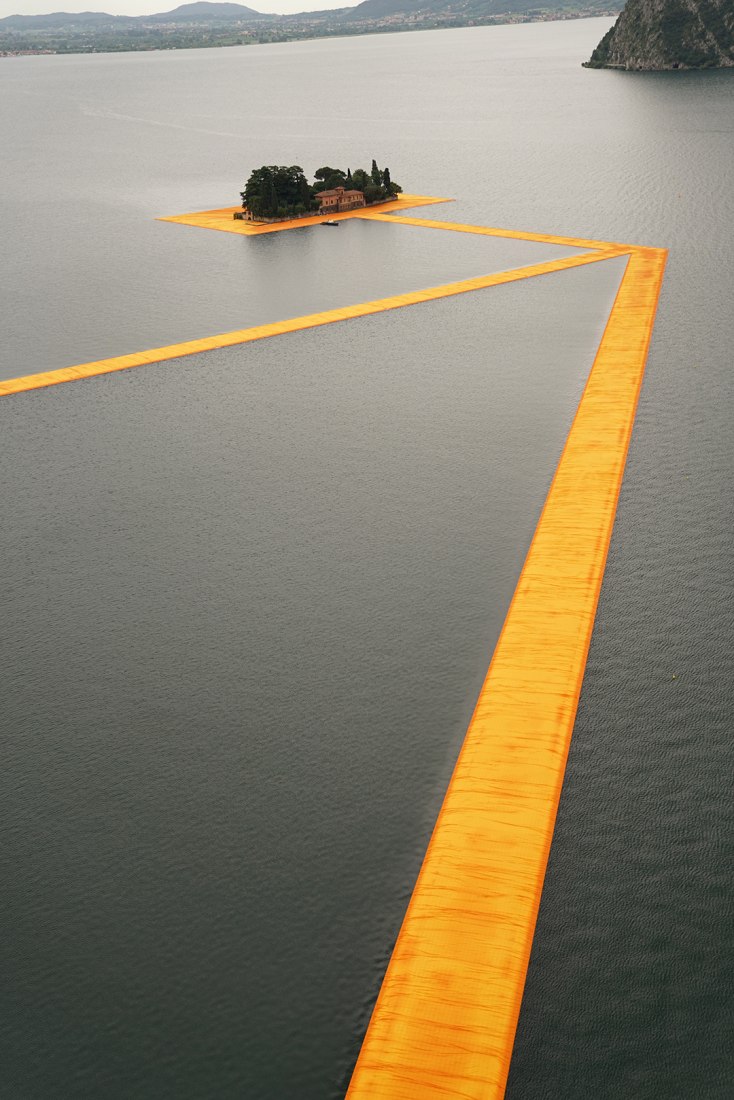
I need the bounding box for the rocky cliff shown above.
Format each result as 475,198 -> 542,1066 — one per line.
585,0 -> 734,69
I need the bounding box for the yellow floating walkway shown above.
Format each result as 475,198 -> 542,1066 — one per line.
2,205 -> 667,1097
345,245 -> 667,1100
0,247 -> 620,398
157,193 -> 452,236
363,210 -> 631,252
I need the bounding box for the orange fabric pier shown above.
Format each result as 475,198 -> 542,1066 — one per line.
363,210 -> 633,251
1,206 -> 667,1096
0,248 -> 619,399
345,245 -> 667,1100
156,193 -> 452,236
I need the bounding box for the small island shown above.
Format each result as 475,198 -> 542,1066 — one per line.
238,161 -> 403,223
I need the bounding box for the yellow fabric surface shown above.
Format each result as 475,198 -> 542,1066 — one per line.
345,246 -> 667,1100
0,247 -> 618,398
156,193 -> 452,235
363,211 -> 631,251
2,210 -> 666,1096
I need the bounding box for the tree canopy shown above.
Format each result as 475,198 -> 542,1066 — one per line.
240,159 -> 402,219
242,165 -> 313,218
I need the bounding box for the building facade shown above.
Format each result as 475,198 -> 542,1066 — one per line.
316,187 -> 366,213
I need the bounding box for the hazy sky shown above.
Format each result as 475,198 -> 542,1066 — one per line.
0,0 -> 349,17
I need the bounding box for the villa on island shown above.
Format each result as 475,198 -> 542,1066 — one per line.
239,161 -> 401,224
240,183 -> 367,221
316,186 -> 366,213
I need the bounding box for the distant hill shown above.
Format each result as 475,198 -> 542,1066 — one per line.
0,11 -> 132,28
0,0 -> 621,40
2,0 -> 619,29
146,3 -> 271,22
586,0 -> 734,69
342,0 -> 617,20
0,3 -> 269,29
343,0 -> 426,18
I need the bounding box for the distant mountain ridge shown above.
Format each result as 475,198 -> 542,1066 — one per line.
0,3 -> 270,28
343,0 -> 427,18
1,0 -> 617,29
342,0 -> 591,17
146,3 -> 270,22
586,0 -> 734,68
1,11 -> 132,28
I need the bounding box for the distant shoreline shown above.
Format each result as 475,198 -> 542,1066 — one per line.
1,10 -> 620,59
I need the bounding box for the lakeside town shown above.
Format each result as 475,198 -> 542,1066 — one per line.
0,3 -> 621,57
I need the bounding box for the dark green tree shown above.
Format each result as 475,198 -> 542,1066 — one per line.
351,168 -> 370,191
242,164 -> 313,218
371,158 -> 381,187
241,165 -> 273,212
363,181 -> 381,204
313,166 -> 347,192
314,166 -> 338,180
266,175 -> 278,216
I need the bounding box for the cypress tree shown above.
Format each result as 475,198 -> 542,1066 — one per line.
371,159 -> 381,187
383,166 -> 391,192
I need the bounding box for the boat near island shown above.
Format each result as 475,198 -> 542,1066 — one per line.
321,220 -> 339,226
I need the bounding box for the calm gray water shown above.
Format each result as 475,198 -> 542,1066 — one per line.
1,19 -> 732,1098
0,211 -> 588,379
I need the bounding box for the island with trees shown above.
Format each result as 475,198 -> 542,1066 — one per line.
239,161 -> 402,222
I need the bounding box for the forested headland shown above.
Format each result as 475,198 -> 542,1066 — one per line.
585,0 -> 733,69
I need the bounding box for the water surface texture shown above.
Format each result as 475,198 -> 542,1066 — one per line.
1,19 -> 732,1099
2,261 -> 625,1097
0,211 -> 587,379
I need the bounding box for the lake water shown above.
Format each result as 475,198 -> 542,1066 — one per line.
1,19 -> 732,1098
